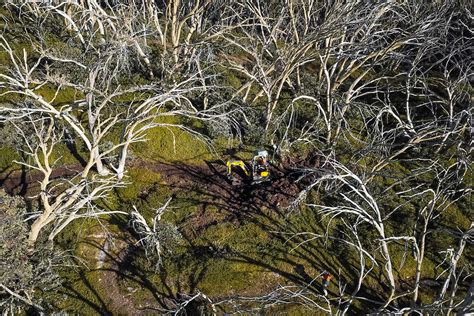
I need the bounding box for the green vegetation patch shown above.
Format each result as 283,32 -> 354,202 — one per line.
0,145 -> 19,172
132,124 -> 212,164
118,167 -> 162,200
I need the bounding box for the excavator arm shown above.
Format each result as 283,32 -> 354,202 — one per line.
226,160 -> 250,177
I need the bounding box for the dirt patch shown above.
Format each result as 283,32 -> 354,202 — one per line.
98,243 -> 142,315
0,164 -> 83,195
129,159 -> 304,234
0,157 -> 311,214
0,157 -> 320,236
81,232 -> 150,315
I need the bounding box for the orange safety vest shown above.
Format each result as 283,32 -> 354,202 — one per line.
323,273 -> 333,282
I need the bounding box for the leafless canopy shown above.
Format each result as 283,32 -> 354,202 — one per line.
0,0 -> 472,314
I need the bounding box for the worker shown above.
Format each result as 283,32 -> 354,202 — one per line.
322,271 -> 333,295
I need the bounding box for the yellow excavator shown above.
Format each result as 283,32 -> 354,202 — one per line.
226,150 -> 271,185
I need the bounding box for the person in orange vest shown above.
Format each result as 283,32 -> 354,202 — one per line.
322,271 -> 333,295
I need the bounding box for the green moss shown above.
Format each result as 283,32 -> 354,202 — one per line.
54,270 -> 112,314
115,167 -> 163,202
0,88 -> 23,103
51,143 -> 85,165
35,84 -> 82,105
132,124 -> 212,164
198,259 -> 264,295
441,201 -> 471,230
215,64 -> 243,89
111,90 -> 154,103
0,146 -> 19,172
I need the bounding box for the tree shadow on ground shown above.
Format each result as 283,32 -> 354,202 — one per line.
51,156 -> 383,314
58,269 -> 113,316
58,215 -> 218,315
127,159 -> 381,314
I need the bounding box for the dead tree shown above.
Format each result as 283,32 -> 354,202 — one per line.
0,3 -> 241,246
396,159 -> 471,304
218,0 -> 453,148
129,198 -> 182,270
0,190 -> 64,315
296,161 -> 399,309
165,284 -> 332,315
434,224 -> 473,314
218,0 -> 323,133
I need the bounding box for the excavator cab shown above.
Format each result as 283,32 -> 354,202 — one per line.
251,150 -> 271,184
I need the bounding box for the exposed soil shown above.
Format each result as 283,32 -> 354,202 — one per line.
83,233 -> 147,315
0,158 -> 314,228
0,164 -> 83,195
128,159 -> 309,236
0,156 -> 318,240
0,155 -> 330,244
